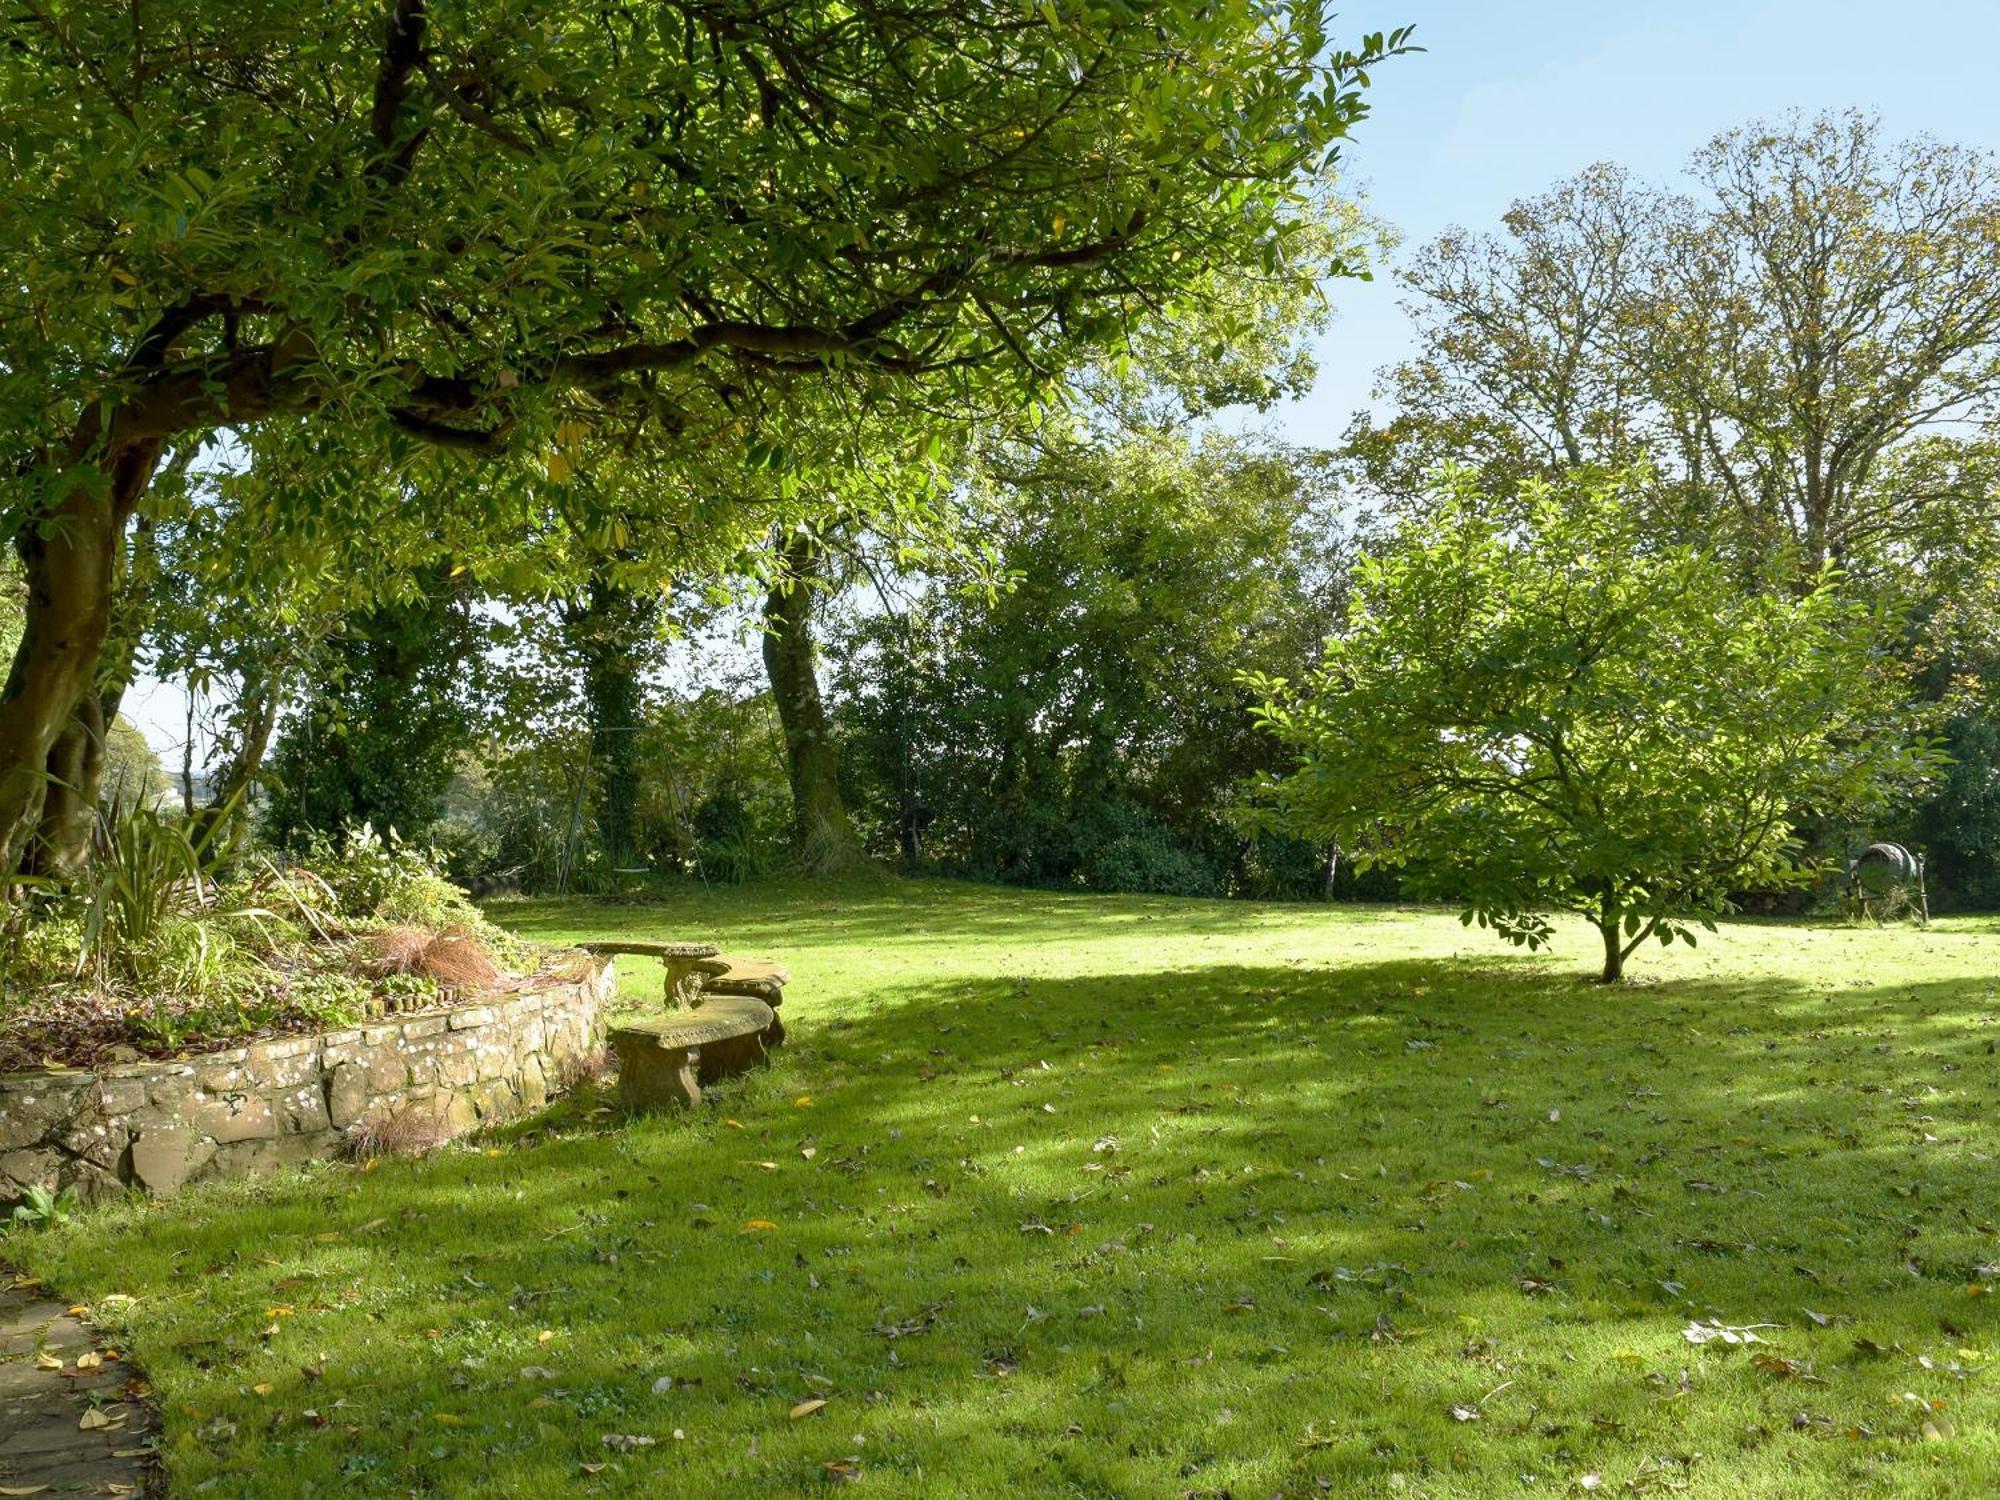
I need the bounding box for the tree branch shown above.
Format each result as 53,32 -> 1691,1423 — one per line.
370,0 -> 429,187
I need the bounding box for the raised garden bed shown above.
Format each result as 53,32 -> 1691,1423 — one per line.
0,959 -> 612,1208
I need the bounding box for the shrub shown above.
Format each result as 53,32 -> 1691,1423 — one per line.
1082,805 -> 1223,897
298,823 -> 462,924
75,794 -> 242,986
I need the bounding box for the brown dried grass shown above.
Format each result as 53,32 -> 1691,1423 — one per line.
552,1045 -> 612,1095
341,1105 -> 452,1161
356,925 -> 500,996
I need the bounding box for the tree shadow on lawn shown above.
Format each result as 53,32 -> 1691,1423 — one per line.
18,956 -> 2000,1496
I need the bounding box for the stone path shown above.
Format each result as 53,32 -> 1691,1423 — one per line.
0,1270 -> 154,1496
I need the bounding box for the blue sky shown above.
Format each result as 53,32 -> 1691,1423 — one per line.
1279,0 -> 2000,446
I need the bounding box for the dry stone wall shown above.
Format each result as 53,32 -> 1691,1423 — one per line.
0,960 -> 612,1207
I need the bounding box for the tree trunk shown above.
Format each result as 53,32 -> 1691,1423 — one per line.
1597,919 -> 1624,983
189,672 -> 283,846
0,441 -> 162,884
28,695 -> 105,881
762,532 -> 864,875
29,522 -> 155,876
567,573 -> 654,872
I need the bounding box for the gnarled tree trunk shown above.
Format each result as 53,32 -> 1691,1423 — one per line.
29,516 -> 156,876
762,532 -> 865,875
1,440 -> 163,885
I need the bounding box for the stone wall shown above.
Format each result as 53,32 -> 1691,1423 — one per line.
0,960 -> 612,1207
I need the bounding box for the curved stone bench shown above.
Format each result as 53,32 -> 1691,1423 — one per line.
579,940 -> 720,1007
697,957 -> 790,1044
609,996 -> 774,1110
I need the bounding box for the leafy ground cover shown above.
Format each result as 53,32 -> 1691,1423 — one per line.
0,827 -> 551,1069
10,878 -> 2000,1496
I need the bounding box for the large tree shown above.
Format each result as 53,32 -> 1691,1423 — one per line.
1358,112 -> 2000,579
1251,470 -> 1939,980
0,0 -> 1410,883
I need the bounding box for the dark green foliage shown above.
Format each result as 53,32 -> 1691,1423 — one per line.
448,688 -> 790,894
1903,702 -> 2000,909
265,586 -> 488,850
833,431 -> 1349,897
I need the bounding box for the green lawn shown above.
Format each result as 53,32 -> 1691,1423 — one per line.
13,879 -> 2000,1497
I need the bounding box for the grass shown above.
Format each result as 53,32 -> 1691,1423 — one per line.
11,877 -> 2000,1497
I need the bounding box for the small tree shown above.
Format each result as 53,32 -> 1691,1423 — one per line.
1249,471 -> 1941,980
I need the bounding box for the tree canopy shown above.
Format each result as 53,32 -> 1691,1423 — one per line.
1357,111 -> 2000,580
1250,470 -> 1940,979
0,0 -> 1411,882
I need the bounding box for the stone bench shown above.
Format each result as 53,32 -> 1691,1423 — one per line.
609,996 -> 774,1110
697,957 -> 790,1044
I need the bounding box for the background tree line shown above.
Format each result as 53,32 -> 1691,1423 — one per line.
18,101 -> 1998,913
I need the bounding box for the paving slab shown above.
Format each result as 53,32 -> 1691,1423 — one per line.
0,1270 -> 154,1496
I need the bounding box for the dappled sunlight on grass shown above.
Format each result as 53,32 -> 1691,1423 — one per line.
14,879 -> 2000,1495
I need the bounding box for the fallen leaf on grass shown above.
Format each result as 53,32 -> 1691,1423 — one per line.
1448,1404 -> 1481,1422
741,1219 -> 778,1233
1922,1417 -> 1957,1441
823,1458 -> 862,1483
790,1399 -> 828,1419
1750,1352 -> 1821,1382
602,1433 -> 656,1452
1683,1319 -> 1777,1346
